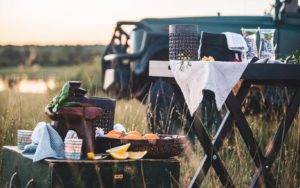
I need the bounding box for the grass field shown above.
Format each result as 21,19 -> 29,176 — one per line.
1,62 -> 300,187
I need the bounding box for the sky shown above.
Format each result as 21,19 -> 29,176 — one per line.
0,0 -> 279,46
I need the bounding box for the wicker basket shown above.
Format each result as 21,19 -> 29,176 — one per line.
95,135 -> 189,159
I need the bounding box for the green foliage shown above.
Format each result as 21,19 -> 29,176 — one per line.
0,45 -> 105,67
45,82 -> 82,113
264,33 -> 273,40
178,60 -> 191,71
285,50 -> 300,64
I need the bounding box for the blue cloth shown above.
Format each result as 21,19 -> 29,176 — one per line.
22,122 -> 65,162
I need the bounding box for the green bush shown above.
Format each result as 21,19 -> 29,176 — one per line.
0,45 -> 106,67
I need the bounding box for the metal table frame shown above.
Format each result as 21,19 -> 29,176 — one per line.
149,61 -> 300,187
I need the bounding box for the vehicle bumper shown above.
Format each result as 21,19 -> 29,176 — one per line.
103,69 -> 129,90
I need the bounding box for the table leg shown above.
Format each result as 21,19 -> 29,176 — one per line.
82,120 -> 95,154
170,84 -> 235,187
188,81 -> 252,187
250,87 -> 300,187
226,92 -> 277,188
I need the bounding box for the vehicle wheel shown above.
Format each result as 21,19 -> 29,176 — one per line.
146,78 -> 196,145
146,78 -> 229,144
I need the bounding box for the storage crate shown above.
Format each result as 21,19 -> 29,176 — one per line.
1,146 -> 180,188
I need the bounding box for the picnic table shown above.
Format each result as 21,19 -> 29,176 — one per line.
149,60 -> 300,188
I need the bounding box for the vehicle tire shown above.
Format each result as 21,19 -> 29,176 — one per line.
146,79 -> 228,145
146,78 -> 196,145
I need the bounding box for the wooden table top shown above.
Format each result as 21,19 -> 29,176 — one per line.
3,146 -> 179,164
149,61 -> 300,86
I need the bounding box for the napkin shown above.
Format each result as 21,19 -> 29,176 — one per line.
222,32 -> 248,52
170,60 -> 248,116
254,58 -> 284,64
22,122 -> 65,162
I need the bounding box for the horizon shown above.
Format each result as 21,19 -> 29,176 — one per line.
0,0 -> 280,46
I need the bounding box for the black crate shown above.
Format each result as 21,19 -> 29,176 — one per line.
90,97 -> 116,134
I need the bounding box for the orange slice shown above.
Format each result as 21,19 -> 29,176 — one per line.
106,143 -> 131,154
143,134 -> 160,139
87,152 -> 108,160
106,130 -> 122,136
127,131 -> 143,139
128,151 -> 147,159
110,152 -> 128,160
124,134 -> 142,139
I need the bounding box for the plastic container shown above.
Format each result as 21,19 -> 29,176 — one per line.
241,28 -> 258,62
259,29 -> 276,60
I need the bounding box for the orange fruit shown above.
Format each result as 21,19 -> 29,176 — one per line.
106,130 -> 122,137
143,134 -> 160,139
127,131 -> 143,139
106,134 -> 121,139
124,134 -> 142,139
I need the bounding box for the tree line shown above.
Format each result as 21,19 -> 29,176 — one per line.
0,45 -> 106,67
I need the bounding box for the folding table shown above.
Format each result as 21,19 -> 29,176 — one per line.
149,60 -> 300,188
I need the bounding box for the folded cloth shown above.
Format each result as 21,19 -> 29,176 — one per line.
222,32 -> 248,53
95,128 -> 105,137
65,130 -> 78,139
254,58 -> 284,64
170,60 -> 248,116
22,122 -> 65,162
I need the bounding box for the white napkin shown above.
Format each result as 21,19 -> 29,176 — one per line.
254,58 -> 283,64
222,32 -> 248,52
170,60 -> 248,116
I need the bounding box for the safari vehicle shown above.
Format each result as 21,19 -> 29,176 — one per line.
102,0 -> 300,135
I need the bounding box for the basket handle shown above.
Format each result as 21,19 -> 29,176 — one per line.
25,179 -> 34,188
9,172 -> 17,188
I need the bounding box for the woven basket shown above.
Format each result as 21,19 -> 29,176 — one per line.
95,135 -> 188,159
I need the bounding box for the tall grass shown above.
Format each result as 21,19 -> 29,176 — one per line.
0,62 -> 300,187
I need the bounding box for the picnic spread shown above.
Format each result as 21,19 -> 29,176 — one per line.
3,80 -> 185,187
44,81 -> 187,161
2,24 -> 300,188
